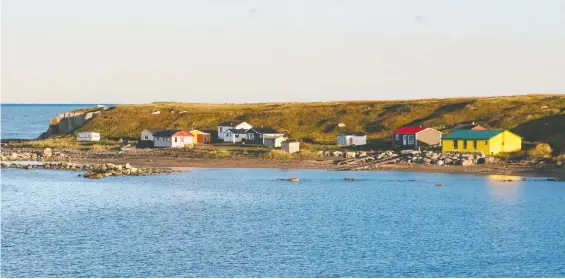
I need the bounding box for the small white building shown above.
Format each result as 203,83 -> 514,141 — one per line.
153,130 -> 194,148
281,140 -> 300,153
337,132 -> 367,146
77,132 -> 100,142
223,129 -> 249,143
140,129 -> 161,141
218,121 -> 252,141
263,136 -> 287,148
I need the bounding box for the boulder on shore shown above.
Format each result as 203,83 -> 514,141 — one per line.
43,148 -> 53,158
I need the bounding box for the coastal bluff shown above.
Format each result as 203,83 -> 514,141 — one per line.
39,109 -> 104,139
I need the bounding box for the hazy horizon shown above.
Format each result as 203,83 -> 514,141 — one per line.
2,0 -> 565,103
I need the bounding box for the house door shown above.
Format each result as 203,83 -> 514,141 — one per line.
349,138 -> 353,145
403,135 -> 407,145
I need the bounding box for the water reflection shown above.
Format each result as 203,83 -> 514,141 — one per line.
486,175 -> 524,204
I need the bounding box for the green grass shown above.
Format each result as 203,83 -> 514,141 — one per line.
51,94 -> 565,153
8,137 -> 121,151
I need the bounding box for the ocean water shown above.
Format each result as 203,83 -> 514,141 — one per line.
2,168 -> 565,277
0,104 -> 99,139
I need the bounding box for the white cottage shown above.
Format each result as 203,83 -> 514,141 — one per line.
153,130 -> 194,148
337,132 -> 367,146
217,121 -> 252,141
140,129 -> 162,141
77,132 -> 100,142
223,129 -> 249,143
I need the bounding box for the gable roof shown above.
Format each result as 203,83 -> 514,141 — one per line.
153,130 -> 182,137
339,132 -> 366,136
225,128 -> 248,134
443,130 -> 503,140
144,128 -> 162,134
393,127 -> 427,134
250,127 -> 281,134
219,120 -> 247,126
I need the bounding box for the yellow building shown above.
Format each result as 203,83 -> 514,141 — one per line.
442,130 -> 521,155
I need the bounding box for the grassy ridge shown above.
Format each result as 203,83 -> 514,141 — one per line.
78,95 -> 565,153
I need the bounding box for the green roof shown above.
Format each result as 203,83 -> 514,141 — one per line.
443,130 -> 503,140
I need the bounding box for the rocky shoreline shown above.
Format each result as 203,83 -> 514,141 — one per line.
1,161 -> 186,179
1,147 -> 564,179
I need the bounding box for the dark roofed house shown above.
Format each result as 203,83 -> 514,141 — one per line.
246,127 -> 284,145
140,129 -> 163,141
392,126 -> 442,149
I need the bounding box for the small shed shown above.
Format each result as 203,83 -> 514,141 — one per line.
337,132 -> 367,146
77,132 -> 100,142
263,136 -> 287,148
282,140 -> 300,153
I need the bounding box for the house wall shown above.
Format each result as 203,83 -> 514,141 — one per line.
141,130 -> 154,141
217,126 -> 232,140
248,132 -> 284,145
263,137 -> 287,147
502,131 -> 522,153
442,138 -> 491,154
416,129 -> 442,146
337,135 -> 349,146
223,131 -> 246,143
282,142 -> 300,153
154,136 -> 172,148
196,133 -> 211,143
392,133 -> 416,149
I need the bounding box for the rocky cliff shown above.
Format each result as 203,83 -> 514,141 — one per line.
39,110 -> 102,139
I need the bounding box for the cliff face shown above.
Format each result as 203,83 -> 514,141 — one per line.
40,111 -> 101,139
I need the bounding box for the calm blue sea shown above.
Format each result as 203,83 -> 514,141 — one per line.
0,104 -> 100,139
2,168 -> 565,277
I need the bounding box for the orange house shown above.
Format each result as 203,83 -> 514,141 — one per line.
190,130 -> 211,144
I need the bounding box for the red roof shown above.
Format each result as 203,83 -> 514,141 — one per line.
393,127 -> 427,134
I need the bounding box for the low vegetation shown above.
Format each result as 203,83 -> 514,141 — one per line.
8,138 -> 120,151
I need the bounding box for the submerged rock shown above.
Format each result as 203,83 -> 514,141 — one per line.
288,177 -> 299,182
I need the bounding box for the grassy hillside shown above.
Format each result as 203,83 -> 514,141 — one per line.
78,94 -> 565,153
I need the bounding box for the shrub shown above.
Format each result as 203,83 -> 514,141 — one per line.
263,150 -> 293,159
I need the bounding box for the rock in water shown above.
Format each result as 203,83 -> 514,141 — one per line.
43,148 -> 53,158
288,177 -> 299,182
125,163 -> 131,169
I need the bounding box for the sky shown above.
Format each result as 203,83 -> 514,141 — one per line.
2,0 -> 565,104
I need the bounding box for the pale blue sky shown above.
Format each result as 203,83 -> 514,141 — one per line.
2,0 -> 564,103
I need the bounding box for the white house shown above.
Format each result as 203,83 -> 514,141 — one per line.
140,129 -> 161,141
337,132 -> 367,146
263,136 -> 287,148
77,132 -> 100,142
217,121 -> 252,141
153,130 -> 194,148
223,129 -> 249,143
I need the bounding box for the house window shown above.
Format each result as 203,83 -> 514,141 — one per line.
144,135 -> 148,140
235,134 -> 239,138
463,140 -> 468,149
407,135 -> 414,144
395,134 -> 399,140
175,137 -> 178,143
485,141 -> 488,145
248,133 -> 255,140
473,141 -> 477,149
220,127 -> 223,132
453,140 -> 458,149
166,137 -> 170,142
